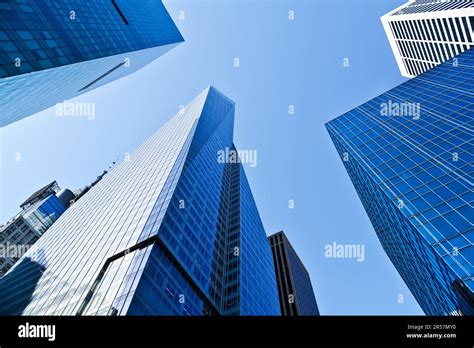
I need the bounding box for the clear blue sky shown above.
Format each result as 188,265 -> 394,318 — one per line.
0,0 -> 424,314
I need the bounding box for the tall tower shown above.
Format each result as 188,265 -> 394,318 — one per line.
0,87 -> 281,316
326,50 -> 474,315
269,231 -> 320,316
0,0 -> 183,127
381,0 -> 473,77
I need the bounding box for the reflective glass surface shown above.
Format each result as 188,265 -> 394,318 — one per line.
23,194 -> 66,234
326,49 -> 473,315
0,87 -> 280,316
0,0 -> 183,77
0,0 -> 183,127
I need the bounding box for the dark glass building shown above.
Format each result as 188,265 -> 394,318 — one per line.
0,0 -> 183,127
268,231 -> 319,315
0,87 -> 281,316
326,49 -> 473,315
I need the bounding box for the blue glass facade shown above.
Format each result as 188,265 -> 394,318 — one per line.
127,88 -> 280,316
22,194 -> 66,234
326,49 -> 473,315
286,243 -> 320,316
239,170 -> 281,315
0,0 -> 183,77
0,87 -> 280,316
0,0 -> 183,127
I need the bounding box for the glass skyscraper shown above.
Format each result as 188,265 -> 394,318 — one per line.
326,49 -> 473,315
269,231 -> 320,316
0,0 -> 183,127
0,86 -> 281,316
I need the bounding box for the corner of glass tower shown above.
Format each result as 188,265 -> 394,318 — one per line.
326,49 -> 474,316
0,86 -> 280,316
0,0 -> 184,127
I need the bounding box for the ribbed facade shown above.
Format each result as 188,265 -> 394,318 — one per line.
381,0 -> 473,77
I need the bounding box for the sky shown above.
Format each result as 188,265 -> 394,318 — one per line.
0,0 -> 425,315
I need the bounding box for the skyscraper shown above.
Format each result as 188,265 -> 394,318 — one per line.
0,181 -> 69,276
0,0 -> 183,127
0,86 -> 281,316
268,231 -> 319,316
381,0 -> 473,77
326,49 -> 473,315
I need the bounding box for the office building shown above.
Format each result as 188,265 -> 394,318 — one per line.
326,49 -> 473,315
381,0 -> 473,77
269,231 -> 320,315
0,0 -> 183,127
0,181 -> 69,276
0,87 -> 281,316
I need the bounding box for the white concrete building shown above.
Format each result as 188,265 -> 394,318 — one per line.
381,0 -> 474,77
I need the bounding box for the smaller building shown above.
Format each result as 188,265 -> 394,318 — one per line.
268,231 -> 320,316
0,181 -> 69,276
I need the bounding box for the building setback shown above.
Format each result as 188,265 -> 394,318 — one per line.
381,0 -> 473,77
269,231 -> 319,315
0,0 -> 183,127
326,49 -> 474,315
0,87 -> 281,316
